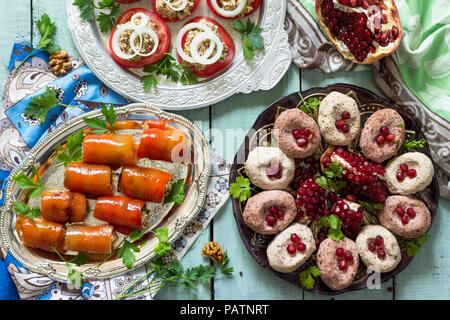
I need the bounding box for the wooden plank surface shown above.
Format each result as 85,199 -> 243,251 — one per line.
0,0 -> 448,300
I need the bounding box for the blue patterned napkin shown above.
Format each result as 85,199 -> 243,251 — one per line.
0,44 -> 230,300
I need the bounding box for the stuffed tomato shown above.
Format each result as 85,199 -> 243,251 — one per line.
109,8 -> 171,68
93,196 -> 146,230
17,217 -> 65,253
176,17 -> 235,78
64,162 -> 113,196
151,0 -> 201,22
82,133 -> 137,166
206,0 -> 262,19
115,0 -> 140,3
137,119 -> 189,163
118,166 -> 172,203
41,189 -> 87,223
64,225 -> 115,254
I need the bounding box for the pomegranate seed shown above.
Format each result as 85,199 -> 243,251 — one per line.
291,233 -> 300,243
346,194 -> 356,201
368,242 -> 376,252
328,192 -> 337,203
400,163 -> 409,172
376,135 -> 385,144
297,138 -> 308,147
385,134 -> 395,142
341,111 -> 350,119
344,252 -> 353,262
292,130 -> 302,140
335,119 -> 345,129
297,242 -> 307,252
391,26 -> 399,40
341,124 -> 350,133
375,236 -> 384,246
354,211 -> 363,222
269,206 -> 279,214
406,208 -> 416,218
377,247 -> 386,259
401,215 -> 409,225
339,260 -> 348,270
379,126 -> 389,136
407,169 -> 417,178
335,247 -> 345,257
266,215 -> 277,226
287,244 -> 296,254
396,207 -> 405,217
396,172 -> 405,182
277,210 -> 285,220
300,129 -> 311,136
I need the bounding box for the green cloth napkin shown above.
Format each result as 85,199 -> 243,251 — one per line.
299,0 -> 450,122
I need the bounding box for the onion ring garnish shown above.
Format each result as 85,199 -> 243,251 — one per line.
176,22 -> 224,65
162,0 -> 188,11
210,0 -> 247,18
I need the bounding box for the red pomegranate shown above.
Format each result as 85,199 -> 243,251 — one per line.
315,0 -> 402,64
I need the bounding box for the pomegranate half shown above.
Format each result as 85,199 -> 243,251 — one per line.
315,0 -> 402,64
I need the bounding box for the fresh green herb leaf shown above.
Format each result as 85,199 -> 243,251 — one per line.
74,0 -> 121,33
13,201 -> 41,221
397,123 -> 404,128
401,138 -> 427,152
152,227 -> 172,257
220,252 -> 234,276
232,19 -> 264,60
70,253 -> 90,266
55,130 -> 84,167
299,97 -> 321,118
229,176 -> 253,203
315,176 -> 328,189
118,240 -> 141,269
299,266 -> 320,290
163,179 -> 186,206
357,200 -> 384,212
82,103 -> 117,134
13,166 -> 54,198
406,233 -> 430,257
140,52 -> 198,90
318,214 -> 345,241
128,229 -> 144,242
52,246 -> 86,287
324,163 -> 343,179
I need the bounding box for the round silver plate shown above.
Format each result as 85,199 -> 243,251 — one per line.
66,0 -> 292,110
0,103 -> 211,282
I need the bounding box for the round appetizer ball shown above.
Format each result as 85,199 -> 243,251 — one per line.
317,237 -> 359,291
151,0 -> 201,22
379,195 -> 431,239
356,225 -> 401,273
318,91 -> 360,146
244,147 -> 295,190
267,223 -> 316,273
176,17 -> 235,78
207,0 -> 262,20
385,152 -> 434,195
273,108 -> 321,159
242,190 -> 297,235
359,109 -> 405,163
109,8 -> 171,68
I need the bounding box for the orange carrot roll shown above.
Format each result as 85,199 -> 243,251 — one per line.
18,217 -> 65,253
82,133 -> 137,166
64,225 -> 114,254
137,120 -> 189,163
118,166 -> 172,203
41,189 -> 87,223
64,162 -> 113,196
93,196 -> 145,230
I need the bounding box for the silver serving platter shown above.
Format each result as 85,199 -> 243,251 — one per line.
0,103 -> 211,282
66,0 -> 292,110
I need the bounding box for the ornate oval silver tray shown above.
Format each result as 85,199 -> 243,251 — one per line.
66,0 -> 292,110
0,103 -> 211,282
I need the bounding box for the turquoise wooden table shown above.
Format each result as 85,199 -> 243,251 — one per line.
1,1 -> 449,300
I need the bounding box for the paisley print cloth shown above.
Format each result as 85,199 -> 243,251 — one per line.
0,44 -> 231,300
287,0 -> 450,199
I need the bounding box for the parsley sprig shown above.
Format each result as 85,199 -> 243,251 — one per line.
401,138 -> 427,152
315,163 -> 347,192
74,0 -> 121,33
54,131 -> 84,167
82,103 -> 117,134
299,97 -> 321,119
13,201 -> 41,222
13,14 -> 61,73
25,86 -> 79,124
52,248 -> 89,287
406,233 -> 430,257
140,52 -> 198,91
163,180 -> 186,206
357,200 -> 384,212
318,214 -> 345,241
299,266 -> 320,290
229,176 -> 254,203
13,166 -> 57,198
232,19 -> 264,60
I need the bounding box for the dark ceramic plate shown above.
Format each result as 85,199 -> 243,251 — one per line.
229,84 -> 439,295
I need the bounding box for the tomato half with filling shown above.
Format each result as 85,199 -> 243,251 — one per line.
115,0 -> 139,3
151,0 -> 202,22
206,0 -> 262,20
109,8 -> 171,68
176,17 -> 235,78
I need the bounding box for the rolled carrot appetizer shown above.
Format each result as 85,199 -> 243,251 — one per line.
64,162 -> 113,196
64,225 -> 114,254
137,120 -> 189,163
82,133 -> 137,166
18,217 -> 65,253
41,189 -> 87,223
93,196 -> 146,230
118,166 -> 172,203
